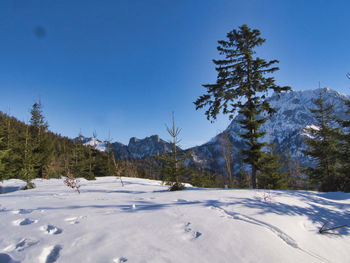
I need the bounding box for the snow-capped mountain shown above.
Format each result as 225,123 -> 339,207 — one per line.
82,135 -> 178,160
112,135 -> 177,159
81,137 -> 107,152
187,88 -> 349,172
126,135 -> 176,159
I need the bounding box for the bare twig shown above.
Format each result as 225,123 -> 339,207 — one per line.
319,221 -> 348,234
112,154 -> 124,187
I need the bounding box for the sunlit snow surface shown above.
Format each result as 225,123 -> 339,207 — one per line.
1,177 -> 349,263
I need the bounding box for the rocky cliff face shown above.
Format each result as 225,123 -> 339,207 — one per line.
187,88 -> 349,173
83,135 -> 176,160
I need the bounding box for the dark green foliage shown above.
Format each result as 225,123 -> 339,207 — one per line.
21,126 -> 36,189
194,24 -> 290,188
0,108 -> 111,182
0,138 -> 9,182
258,144 -> 288,189
336,95 -> 350,192
190,168 -> 225,188
238,160 -> 250,188
29,101 -> 53,178
303,89 -> 341,192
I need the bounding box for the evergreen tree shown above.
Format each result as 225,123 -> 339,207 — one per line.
29,100 -> 52,178
194,25 -> 290,188
337,75 -> 350,192
71,133 -> 86,177
258,143 -> 287,189
158,112 -> 187,191
0,138 -> 9,183
303,89 -> 340,191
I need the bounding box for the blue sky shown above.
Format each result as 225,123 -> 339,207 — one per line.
0,0 -> 349,148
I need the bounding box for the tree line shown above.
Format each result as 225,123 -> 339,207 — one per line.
1,24 -> 349,193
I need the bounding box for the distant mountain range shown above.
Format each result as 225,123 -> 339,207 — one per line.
82,88 -> 349,173
82,135 -> 177,160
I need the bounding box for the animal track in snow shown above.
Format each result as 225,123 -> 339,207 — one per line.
0,205 -> 6,212
113,257 -> 128,262
39,245 -> 62,263
176,199 -> 188,203
3,238 -> 39,252
12,209 -> 32,214
0,253 -> 19,263
41,225 -> 63,235
13,218 -> 38,226
15,238 -> 39,251
210,206 -> 330,263
184,222 -> 202,240
64,216 -> 86,224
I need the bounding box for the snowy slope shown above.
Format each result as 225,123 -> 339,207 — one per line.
1,177 -> 349,263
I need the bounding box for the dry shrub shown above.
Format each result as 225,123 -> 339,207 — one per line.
64,172 -> 81,194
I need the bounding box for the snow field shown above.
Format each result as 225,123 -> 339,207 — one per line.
0,177 -> 349,263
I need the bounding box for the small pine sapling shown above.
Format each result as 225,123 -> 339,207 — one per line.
158,112 -> 187,191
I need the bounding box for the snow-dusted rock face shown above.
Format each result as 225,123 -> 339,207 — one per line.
81,137 -> 107,152
127,135 -> 174,159
188,88 -> 349,171
80,135 -> 177,160
81,135 -> 176,159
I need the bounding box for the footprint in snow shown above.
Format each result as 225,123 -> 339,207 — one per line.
13,218 -> 38,226
3,238 -> 39,252
0,253 -> 19,263
39,245 -> 62,263
113,257 -> 128,262
64,216 -> 86,224
184,222 -> 202,240
15,238 -> 39,251
41,225 -> 63,235
12,209 -> 32,214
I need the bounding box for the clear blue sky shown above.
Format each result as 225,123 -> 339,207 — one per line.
1,0 -> 349,148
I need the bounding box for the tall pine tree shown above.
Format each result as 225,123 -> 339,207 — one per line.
0,138 -> 9,183
337,74 -> 350,192
303,88 -> 340,192
29,100 -> 52,178
194,25 -> 290,188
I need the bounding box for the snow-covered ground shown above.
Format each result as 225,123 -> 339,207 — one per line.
0,177 -> 349,263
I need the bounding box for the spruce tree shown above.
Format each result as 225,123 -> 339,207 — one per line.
158,112 -> 187,191
337,77 -> 350,192
258,143 -> 287,189
194,25 -> 290,188
29,100 -> 52,178
303,89 -> 340,191
0,138 -> 9,183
